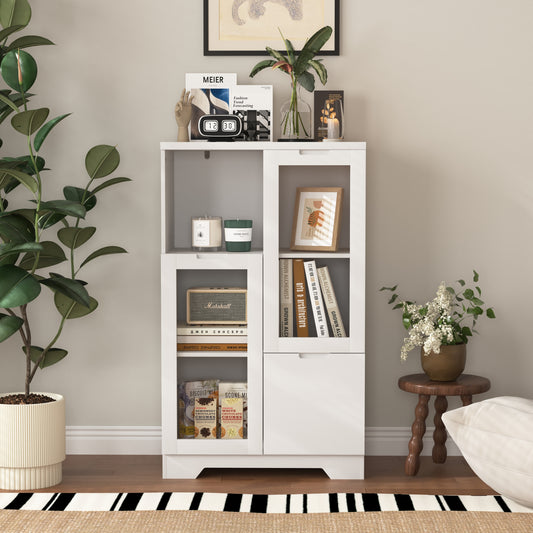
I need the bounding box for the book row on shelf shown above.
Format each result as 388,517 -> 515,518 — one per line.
178,380 -> 248,440
280,259 -> 346,338
177,322 -> 248,352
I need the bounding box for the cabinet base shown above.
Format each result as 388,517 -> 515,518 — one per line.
163,455 -> 364,480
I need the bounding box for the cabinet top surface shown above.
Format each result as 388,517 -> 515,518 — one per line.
160,141 -> 366,151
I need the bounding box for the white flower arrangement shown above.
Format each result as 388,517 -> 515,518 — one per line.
381,271 -> 496,361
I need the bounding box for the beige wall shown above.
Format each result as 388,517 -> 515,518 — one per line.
1,0 -> 532,428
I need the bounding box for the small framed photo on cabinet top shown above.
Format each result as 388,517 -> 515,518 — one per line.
290,187 -> 343,251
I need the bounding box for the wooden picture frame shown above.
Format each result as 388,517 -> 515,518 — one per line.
290,187 -> 343,251
204,0 -> 340,56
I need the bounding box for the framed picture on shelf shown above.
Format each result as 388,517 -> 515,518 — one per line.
290,187 -> 343,251
203,0 -> 340,56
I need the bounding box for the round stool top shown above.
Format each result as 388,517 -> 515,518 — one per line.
398,374 -> 491,396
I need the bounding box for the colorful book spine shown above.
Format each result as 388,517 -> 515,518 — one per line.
177,322 -> 247,336
303,260 -> 329,337
292,259 -> 309,337
317,266 -> 346,337
176,343 -> 247,351
279,259 -> 293,337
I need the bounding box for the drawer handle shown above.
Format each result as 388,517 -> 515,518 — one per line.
298,150 -> 332,156
298,353 -> 330,359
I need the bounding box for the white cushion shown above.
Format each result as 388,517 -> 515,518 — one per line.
442,396 -> 533,509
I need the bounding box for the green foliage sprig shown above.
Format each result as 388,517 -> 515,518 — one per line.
380,270 -> 496,360
0,0 -> 131,399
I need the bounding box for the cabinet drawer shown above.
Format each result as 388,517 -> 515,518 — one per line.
264,353 -> 364,455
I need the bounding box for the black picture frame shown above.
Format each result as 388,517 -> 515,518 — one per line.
204,0 -> 340,56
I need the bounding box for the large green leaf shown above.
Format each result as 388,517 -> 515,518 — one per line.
0,0 -> 31,29
38,199 -> 86,219
37,212 -> 65,230
57,226 -> 96,249
297,70 -> 315,92
90,177 -> 131,195
7,35 -> 54,52
294,26 -> 332,76
54,292 -> 98,319
34,113 -> 70,151
18,240 -> 67,269
0,241 -> 41,259
0,264 -> 41,307
85,145 -> 120,179
0,90 -> 18,113
0,212 -> 34,242
0,167 -> 36,192
265,46 -> 288,64
79,245 -> 127,269
63,186 -> 97,211
249,59 -> 276,78
308,59 -> 327,85
11,107 -> 49,135
1,49 -> 37,92
0,312 -> 23,341
2,155 -> 45,175
28,345 -> 68,368
0,24 -> 23,41
40,273 -> 90,307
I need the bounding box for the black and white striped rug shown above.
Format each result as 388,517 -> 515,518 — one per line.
1,492 -> 532,513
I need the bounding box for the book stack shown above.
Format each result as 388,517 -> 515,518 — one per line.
177,322 -> 247,352
279,259 -> 346,338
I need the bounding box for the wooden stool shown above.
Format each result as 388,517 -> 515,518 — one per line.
398,373 -> 491,476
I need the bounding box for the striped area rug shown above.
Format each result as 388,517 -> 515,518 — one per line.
1,492 -> 532,513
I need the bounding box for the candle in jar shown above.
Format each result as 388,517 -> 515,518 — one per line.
224,219 -> 253,252
191,216 -> 222,251
328,117 -> 340,139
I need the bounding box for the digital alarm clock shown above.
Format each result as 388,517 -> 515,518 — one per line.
198,114 -> 242,140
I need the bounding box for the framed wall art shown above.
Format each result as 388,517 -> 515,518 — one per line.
204,0 -> 340,56
290,187 -> 343,251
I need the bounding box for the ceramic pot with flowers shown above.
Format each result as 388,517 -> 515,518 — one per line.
381,270 -> 496,374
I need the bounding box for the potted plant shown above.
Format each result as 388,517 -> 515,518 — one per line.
381,270 -> 496,381
249,26 -> 332,140
0,0 -> 130,489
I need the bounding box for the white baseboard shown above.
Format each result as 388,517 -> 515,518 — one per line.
66,426 -> 461,457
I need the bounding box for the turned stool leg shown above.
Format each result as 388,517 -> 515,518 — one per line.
461,394 -> 473,406
432,395 -> 448,464
405,393 -> 430,476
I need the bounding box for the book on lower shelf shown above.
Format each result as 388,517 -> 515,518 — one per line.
317,265 -> 346,337
303,260 -> 329,337
292,259 -> 309,337
177,322 -> 247,336
279,259 -> 293,337
176,343 -> 247,351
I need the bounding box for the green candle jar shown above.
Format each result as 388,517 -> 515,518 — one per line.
224,219 -> 253,252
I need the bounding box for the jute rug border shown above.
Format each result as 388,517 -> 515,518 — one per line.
1,509 -> 533,533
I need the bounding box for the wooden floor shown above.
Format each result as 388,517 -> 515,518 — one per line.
19,456 -> 495,495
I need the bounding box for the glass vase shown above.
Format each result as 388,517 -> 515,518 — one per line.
279,84 -> 311,141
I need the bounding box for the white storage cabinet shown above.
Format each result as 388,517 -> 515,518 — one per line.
161,142 -> 366,479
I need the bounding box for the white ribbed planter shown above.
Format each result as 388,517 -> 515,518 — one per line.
0,392 -> 65,490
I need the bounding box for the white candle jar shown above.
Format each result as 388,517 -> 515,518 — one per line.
191,216 -> 222,251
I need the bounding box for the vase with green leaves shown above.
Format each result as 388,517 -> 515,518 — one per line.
250,26 -> 332,140
381,271 -> 496,380
0,0 -> 130,404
